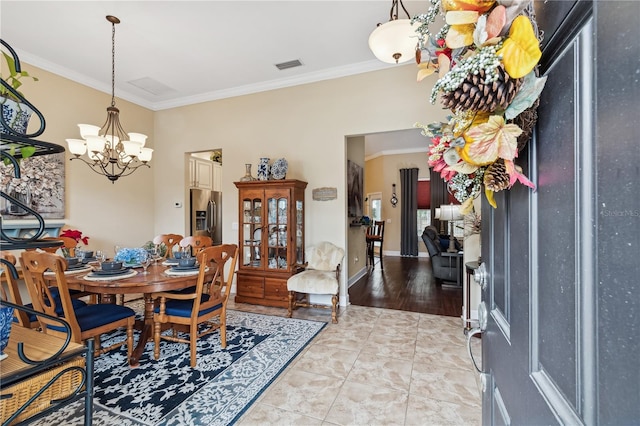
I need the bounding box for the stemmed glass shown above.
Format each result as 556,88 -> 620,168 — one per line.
140,252 -> 153,275
95,250 -> 106,268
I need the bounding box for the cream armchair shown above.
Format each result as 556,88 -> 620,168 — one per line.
287,241 -> 344,323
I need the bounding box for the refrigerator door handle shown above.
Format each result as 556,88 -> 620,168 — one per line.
208,199 -> 216,235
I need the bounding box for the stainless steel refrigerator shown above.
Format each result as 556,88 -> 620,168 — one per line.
190,189 -> 222,245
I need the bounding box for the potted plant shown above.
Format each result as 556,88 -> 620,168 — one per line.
1,40 -> 38,137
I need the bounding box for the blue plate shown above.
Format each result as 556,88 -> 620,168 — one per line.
123,263 -> 142,268
171,265 -> 199,272
81,257 -> 97,264
164,259 -> 179,265
92,267 -> 131,276
67,263 -> 87,270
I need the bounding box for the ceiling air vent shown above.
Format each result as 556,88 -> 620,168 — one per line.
275,59 -> 303,70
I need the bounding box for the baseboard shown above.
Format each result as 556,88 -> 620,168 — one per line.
348,267 -> 367,287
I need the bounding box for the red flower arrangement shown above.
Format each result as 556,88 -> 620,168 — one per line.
60,229 -> 89,245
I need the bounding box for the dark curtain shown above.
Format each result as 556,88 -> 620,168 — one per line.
400,168 -> 418,256
430,168 -> 449,234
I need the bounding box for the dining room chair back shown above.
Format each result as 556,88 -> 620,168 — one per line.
37,236 -> 78,256
19,251 -> 135,357
179,235 -> 213,256
287,241 -> 344,323
153,233 -> 184,259
153,243 -> 238,367
0,251 -> 38,328
365,220 -> 385,269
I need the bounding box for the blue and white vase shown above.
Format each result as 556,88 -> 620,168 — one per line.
257,157 -> 270,181
1,98 -> 33,135
271,158 -> 288,180
0,305 -> 14,360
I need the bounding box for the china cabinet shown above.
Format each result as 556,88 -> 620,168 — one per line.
234,179 -> 307,307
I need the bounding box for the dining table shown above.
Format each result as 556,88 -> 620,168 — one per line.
61,262 -> 215,367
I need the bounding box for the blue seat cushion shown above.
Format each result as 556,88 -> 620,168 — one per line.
49,304 -> 135,333
154,294 -> 221,318
13,293 -> 87,324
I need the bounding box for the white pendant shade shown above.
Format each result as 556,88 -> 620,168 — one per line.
122,140 -> 143,156
138,147 -> 153,162
85,135 -> 106,153
368,19 -> 417,64
77,124 -> 100,138
66,139 -> 87,155
128,132 -> 147,146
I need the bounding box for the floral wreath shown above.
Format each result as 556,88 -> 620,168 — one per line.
413,0 -> 547,211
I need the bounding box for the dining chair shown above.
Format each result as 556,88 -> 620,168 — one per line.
153,233 -> 183,259
19,251 -> 135,357
38,236 -> 78,256
153,244 -> 238,367
287,241 -> 344,323
0,252 -> 38,328
365,220 -> 385,269
179,235 -> 213,256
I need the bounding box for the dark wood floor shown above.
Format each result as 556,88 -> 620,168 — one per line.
348,256 -> 463,317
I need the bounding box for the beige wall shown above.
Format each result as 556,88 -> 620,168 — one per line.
346,136 -> 366,282
364,151 -> 431,254
15,61 -> 449,305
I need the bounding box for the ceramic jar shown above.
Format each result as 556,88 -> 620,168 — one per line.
257,157 -> 270,181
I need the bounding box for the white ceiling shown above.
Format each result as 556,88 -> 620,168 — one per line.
1,0 -> 428,156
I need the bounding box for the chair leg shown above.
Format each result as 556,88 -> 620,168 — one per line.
190,324 -> 198,368
126,319 -> 134,359
287,291 -> 294,318
331,294 -> 338,324
220,309 -> 227,348
153,321 -> 161,360
378,242 -> 384,269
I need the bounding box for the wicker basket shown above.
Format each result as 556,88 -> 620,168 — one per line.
1,357 -> 85,424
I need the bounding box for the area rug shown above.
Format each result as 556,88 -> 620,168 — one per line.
32,310 -> 326,426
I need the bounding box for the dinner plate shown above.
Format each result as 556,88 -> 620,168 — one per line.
163,258 -> 179,265
123,263 -> 142,268
91,267 -> 131,276
171,265 -> 200,272
67,262 -> 87,270
81,257 -> 97,264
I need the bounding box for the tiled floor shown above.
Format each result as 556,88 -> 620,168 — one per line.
228,299 -> 483,425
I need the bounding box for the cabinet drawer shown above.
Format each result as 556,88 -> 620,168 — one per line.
264,279 -> 288,301
237,274 -> 264,298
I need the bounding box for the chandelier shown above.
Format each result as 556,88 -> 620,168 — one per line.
66,15 -> 152,183
368,0 -> 418,64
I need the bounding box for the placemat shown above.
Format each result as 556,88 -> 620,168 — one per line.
83,270 -> 138,281
44,266 -> 93,276
164,267 -> 208,277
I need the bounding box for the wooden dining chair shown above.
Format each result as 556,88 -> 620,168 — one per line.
365,220 -> 385,269
153,233 -> 183,259
38,236 -> 78,256
179,236 -> 213,256
0,252 -> 38,328
19,251 -> 135,357
153,244 -> 238,367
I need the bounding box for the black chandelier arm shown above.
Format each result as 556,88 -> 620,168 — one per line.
389,0 -> 410,20
0,190 -> 46,240
70,155 -> 150,182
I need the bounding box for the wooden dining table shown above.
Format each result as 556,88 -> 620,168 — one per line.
62,262 -> 214,366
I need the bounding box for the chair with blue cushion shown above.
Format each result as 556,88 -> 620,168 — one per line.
153,244 -> 238,367
1,251 -> 87,329
19,251 -> 135,357
153,233 -> 183,259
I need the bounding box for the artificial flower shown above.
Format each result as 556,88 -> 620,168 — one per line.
496,15 -> 541,78
504,71 -> 548,119
445,23 -> 476,48
60,229 -> 89,245
442,0 -> 495,13
504,159 -> 535,189
463,115 -> 522,165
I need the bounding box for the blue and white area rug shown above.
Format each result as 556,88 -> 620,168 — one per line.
33,310 -> 326,426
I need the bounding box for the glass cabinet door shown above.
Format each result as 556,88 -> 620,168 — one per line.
296,199 -> 304,264
266,196 -> 288,270
241,197 -> 262,268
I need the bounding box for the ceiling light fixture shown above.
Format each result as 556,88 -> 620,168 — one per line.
66,15 -> 152,183
368,0 -> 418,64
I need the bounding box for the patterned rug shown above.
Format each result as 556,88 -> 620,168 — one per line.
33,309 -> 326,426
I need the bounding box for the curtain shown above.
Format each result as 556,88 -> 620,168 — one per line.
400,168 -> 418,256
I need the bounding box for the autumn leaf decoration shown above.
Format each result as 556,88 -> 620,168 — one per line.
414,0 -> 545,208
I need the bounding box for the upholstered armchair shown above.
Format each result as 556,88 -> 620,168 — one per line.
287,241 -> 344,323
421,226 -> 460,284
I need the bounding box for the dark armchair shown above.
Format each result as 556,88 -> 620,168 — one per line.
421,226 -> 460,284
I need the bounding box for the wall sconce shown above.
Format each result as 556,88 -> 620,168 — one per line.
390,183 -> 398,207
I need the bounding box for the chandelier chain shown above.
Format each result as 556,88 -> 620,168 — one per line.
389,0 -> 410,20
110,19 -> 116,108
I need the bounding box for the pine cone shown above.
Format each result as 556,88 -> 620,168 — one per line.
509,98 -> 540,152
441,66 -> 522,113
484,160 -> 510,192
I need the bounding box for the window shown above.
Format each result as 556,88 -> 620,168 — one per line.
366,192 -> 382,221
417,209 -> 431,235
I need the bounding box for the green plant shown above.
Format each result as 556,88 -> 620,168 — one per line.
1,51 -> 38,102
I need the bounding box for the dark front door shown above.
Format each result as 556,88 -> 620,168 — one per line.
478,1 -> 640,424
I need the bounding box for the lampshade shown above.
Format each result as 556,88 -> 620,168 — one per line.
368,19 -> 418,64
434,207 -> 441,219
439,204 -> 462,221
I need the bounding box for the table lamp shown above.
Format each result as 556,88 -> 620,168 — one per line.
439,204 -> 462,252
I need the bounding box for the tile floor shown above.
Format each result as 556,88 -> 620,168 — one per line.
228,299 -> 483,426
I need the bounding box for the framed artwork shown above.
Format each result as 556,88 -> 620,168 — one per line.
347,160 -> 363,218
0,152 -> 65,219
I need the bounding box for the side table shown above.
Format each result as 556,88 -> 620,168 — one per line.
440,251 -> 463,287
464,261 -> 480,332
